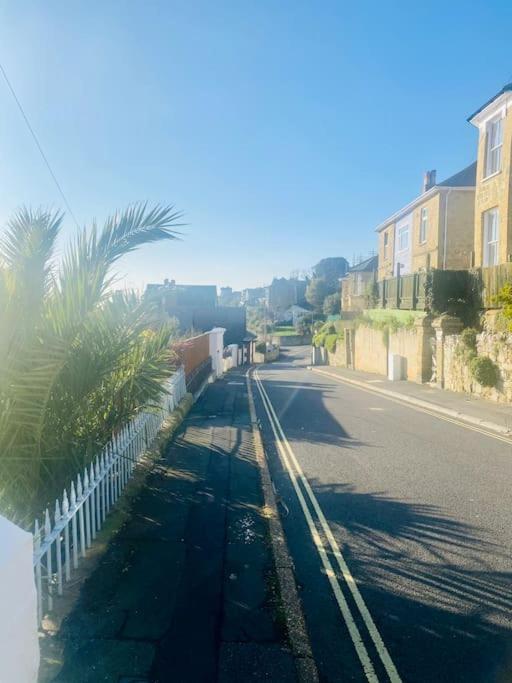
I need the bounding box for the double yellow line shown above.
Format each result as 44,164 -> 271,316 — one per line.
250,368 -> 402,683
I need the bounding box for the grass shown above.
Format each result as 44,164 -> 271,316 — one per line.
272,325 -> 297,336
360,308 -> 425,323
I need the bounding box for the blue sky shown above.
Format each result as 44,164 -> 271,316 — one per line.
0,2 -> 511,290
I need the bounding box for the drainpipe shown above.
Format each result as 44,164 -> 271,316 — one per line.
443,189 -> 452,269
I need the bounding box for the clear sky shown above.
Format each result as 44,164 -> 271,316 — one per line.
0,1 -> 511,291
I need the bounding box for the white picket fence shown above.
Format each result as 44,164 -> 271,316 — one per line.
32,367 -> 187,625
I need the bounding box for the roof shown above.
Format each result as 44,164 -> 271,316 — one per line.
437,161 -> 477,187
348,255 -> 378,273
468,83 -> 512,122
375,163 -> 476,232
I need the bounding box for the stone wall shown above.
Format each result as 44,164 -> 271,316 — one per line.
353,325 -> 388,376
326,341 -> 347,367
443,313 -> 512,403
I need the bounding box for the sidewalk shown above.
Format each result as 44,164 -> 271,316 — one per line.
50,369 -> 298,683
311,365 -> 512,436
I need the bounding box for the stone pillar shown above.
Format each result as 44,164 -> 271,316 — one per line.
432,314 -> 463,388
414,315 -> 434,383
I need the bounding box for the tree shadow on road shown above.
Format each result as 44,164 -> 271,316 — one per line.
307,479 -> 512,683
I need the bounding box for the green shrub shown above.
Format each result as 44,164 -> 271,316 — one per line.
470,356 -> 499,387
255,341 -> 266,354
495,281 -> 512,331
324,334 -> 338,353
460,327 -> 478,351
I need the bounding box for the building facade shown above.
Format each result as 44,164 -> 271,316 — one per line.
376,165 -> 476,280
341,255 -> 378,311
469,83 -> 512,267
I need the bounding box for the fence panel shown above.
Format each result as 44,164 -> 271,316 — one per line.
32,366 -> 187,626
399,274 -> 415,310
479,263 -> 512,308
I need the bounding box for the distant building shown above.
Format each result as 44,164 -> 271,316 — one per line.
241,287 -> 266,306
341,255 -> 378,312
267,278 -> 307,314
145,279 -> 247,346
276,304 -> 312,326
218,286 -> 242,306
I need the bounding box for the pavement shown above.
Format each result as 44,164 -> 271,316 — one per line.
252,346 -> 512,683
310,363 -> 512,436
50,369 -> 298,683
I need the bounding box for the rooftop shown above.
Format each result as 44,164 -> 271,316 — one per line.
376,162 -> 476,232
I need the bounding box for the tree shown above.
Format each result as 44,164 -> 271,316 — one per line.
306,278 -> 329,312
323,292 -> 341,316
0,203 -> 183,522
313,257 -> 349,293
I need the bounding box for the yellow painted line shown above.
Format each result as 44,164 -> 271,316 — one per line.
251,371 -> 380,682
312,367 -> 512,446
254,369 -> 402,683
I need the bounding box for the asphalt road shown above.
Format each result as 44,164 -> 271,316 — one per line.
251,347 -> 512,683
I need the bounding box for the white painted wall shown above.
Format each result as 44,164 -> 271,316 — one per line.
0,515 -> 39,683
208,327 -> 226,378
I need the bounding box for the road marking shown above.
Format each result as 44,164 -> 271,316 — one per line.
311,368 -> 512,446
253,369 -> 402,683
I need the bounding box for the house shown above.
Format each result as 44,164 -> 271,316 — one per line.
468,83 -> 512,267
218,287 -> 241,306
266,277 -> 307,314
145,280 -> 247,346
241,287 -> 266,306
276,304 -> 312,326
376,165 -> 476,280
341,255 -> 378,311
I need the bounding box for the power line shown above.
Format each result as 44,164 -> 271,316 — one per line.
0,60 -> 80,229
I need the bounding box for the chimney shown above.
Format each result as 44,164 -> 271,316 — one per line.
423,169 -> 437,193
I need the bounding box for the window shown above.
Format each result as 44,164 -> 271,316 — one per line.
383,232 -> 389,258
398,225 -> 409,251
485,116 -> 503,177
483,208 -> 499,266
419,207 -> 428,244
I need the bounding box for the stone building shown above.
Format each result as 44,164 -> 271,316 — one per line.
376,165 -> 476,280
468,83 -> 512,267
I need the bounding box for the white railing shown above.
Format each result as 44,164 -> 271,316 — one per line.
32,366 -> 187,625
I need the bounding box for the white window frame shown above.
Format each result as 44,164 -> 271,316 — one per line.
483,208 -> 499,266
419,207 -> 428,244
383,231 -> 389,258
485,115 -> 503,178
398,225 -> 409,251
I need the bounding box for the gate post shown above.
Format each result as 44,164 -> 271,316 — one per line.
432,314 -> 463,389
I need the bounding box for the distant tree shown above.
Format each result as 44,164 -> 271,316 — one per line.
306,278 -> 329,312
323,292 -> 341,316
313,257 -> 349,293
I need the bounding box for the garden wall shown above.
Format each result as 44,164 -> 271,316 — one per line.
353,325 -> 388,376
443,313 -> 512,403
271,334 -> 312,346
326,342 -> 347,368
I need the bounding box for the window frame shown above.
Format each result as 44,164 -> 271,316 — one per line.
483,207 -> 499,267
383,231 -> 389,259
419,207 -> 428,245
484,115 -> 503,178
397,225 -> 409,252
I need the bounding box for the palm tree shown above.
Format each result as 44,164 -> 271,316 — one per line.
0,203 -> 183,523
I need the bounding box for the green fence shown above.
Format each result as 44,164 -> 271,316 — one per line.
378,270 -> 474,313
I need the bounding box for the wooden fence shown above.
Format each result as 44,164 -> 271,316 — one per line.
478,263 -> 512,308
378,272 -> 427,311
